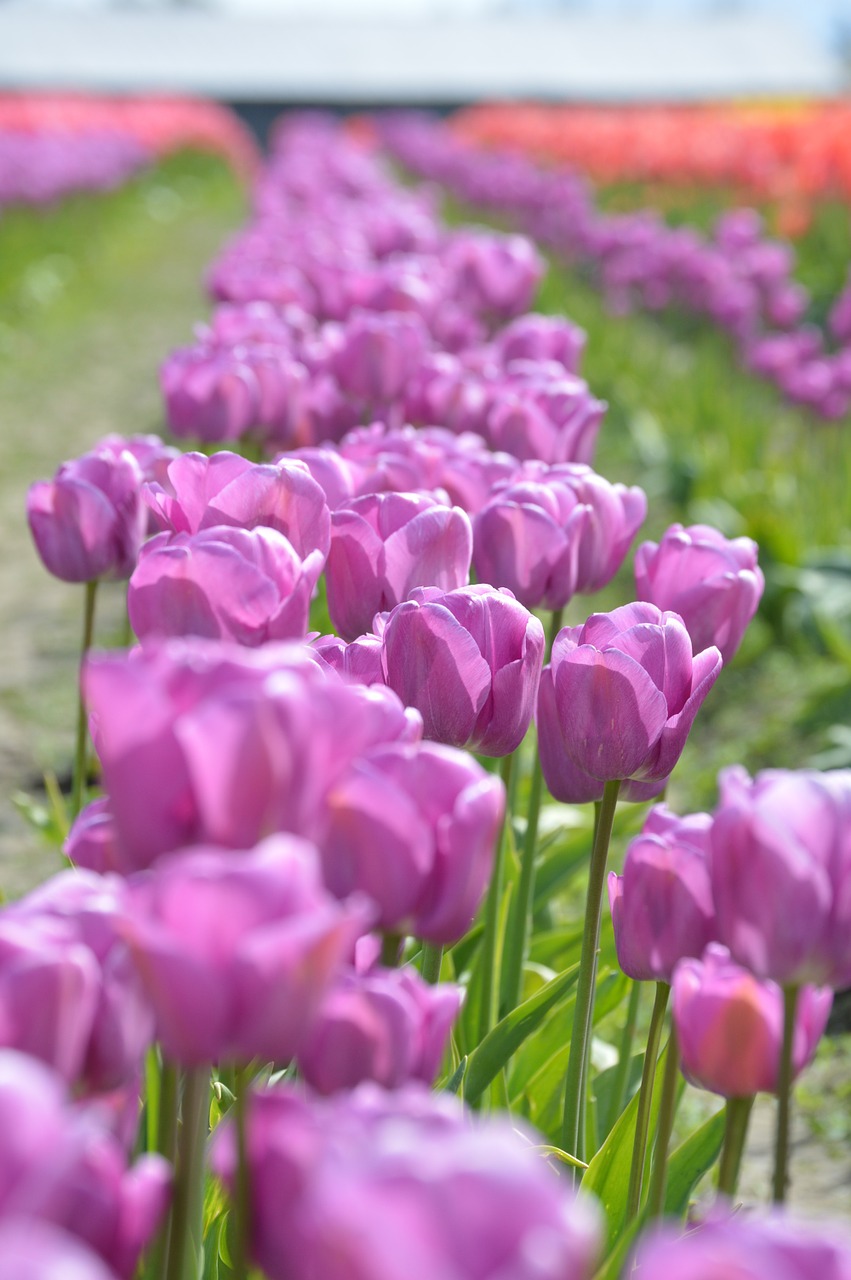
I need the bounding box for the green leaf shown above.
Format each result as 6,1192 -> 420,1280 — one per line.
443,1055 -> 468,1097
591,1213 -> 645,1280
464,962 -> 580,1106
663,1106 -> 726,1218
582,1043 -> 668,1254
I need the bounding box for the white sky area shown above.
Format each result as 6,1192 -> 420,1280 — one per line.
11,0 -> 848,49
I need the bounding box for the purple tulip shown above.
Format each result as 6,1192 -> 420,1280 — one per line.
608,805 -> 716,983
65,797 -> 120,875
144,450 -> 330,571
84,639 -> 421,872
380,584 -> 545,755
325,491 -> 472,641
297,966 -> 463,1094
634,523 -> 764,662
0,1219 -> 121,1280
128,525 -> 318,646
537,603 -> 722,803
629,1209 -> 851,1280
122,837 -> 368,1067
320,740 -> 504,944
0,1050 -> 169,1279
473,465 -> 646,610
673,944 -> 831,1098
484,379 -> 605,466
309,632 -> 386,685
710,766 -> 851,987
4,871 -> 154,1094
330,310 -> 429,404
445,228 -> 544,321
160,344 -> 259,443
493,311 -> 586,372
27,448 -> 146,583
211,1082 -> 601,1280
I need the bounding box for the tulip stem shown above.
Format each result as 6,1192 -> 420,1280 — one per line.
625,980 -> 670,1220
71,578 -> 98,818
772,984 -> 800,1204
561,778 -> 621,1166
420,942 -> 444,984
647,1022 -> 680,1218
607,979 -> 642,1131
478,751 -> 515,1041
717,1095 -> 754,1200
144,1058 -> 179,1280
165,1068 -> 210,1280
381,933 -> 403,968
233,1065 -> 252,1280
501,608 -> 564,1016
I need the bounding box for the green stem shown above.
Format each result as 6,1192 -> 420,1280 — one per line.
71,578 -> 98,818
625,980 -> 670,1220
607,979 -> 642,1131
232,1065 -> 252,1280
381,933 -> 403,968
420,942 -> 444,984
478,751 -> 515,1042
772,984 -> 800,1204
561,778 -> 621,1164
501,607 -> 564,1014
717,1095 -> 755,1199
165,1068 -> 210,1280
144,1058 -> 179,1280
647,1021 -> 680,1218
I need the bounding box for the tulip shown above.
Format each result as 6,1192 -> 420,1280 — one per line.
320,740 -> 504,944
672,944 -> 831,1098
629,1209 -> 851,1280
309,632 -> 385,686
380,584 -> 545,755
634,523 -> 764,663
27,447 -> 146,583
473,465 -> 646,610
444,228 -> 544,321
122,837 -> 368,1067
211,1081 -> 601,1280
6,870 -> 154,1094
128,525 -> 318,646
493,311 -> 586,372
608,805 -> 716,983
537,603 -> 722,803
710,766 -> 851,988
0,1050 -> 170,1279
84,639 -> 421,872
0,1220 -> 121,1280
144,450 -> 330,572
325,492 -> 472,641
160,344 -> 259,443
297,966 -> 463,1094
330,310 -> 429,405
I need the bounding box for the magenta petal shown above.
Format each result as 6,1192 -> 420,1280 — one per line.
553,646 -> 669,781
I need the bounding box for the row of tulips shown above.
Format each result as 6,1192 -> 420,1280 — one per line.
0,93 -> 258,210
450,101 -> 851,227
378,112 -> 851,422
17,109 -> 851,1279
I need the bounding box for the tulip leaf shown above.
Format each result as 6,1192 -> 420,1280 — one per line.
663,1106 -> 726,1218
443,1055 -> 468,1097
591,1212 -> 645,1280
463,962 -> 580,1106
582,1042 -> 668,1253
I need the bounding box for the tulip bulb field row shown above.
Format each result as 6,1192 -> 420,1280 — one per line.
6,104 -> 851,1279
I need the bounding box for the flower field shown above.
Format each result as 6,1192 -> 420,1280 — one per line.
2,99 -> 851,1278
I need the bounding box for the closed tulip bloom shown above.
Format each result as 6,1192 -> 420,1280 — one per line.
673,944 -> 831,1098
84,640 -> 421,872
331,310 -> 429,405
493,311 -> 586,372
128,525 -> 318,646
635,523 -> 764,662
309,632 -> 386,686
326,492 -> 472,641
710,766 -> 851,988
6,871 -> 154,1094
297,966 -> 463,1094
537,603 -> 722,803
160,344 -> 259,443
123,837 -> 369,1067
27,448 -> 146,583
320,740 -> 504,944
144,450 -> 330,572
0,1219 -> 122,1280
608,805 -> 716,983
0,1050 -> 170,1279
484,382 -> 605,466
380,584 -> 545,755
473,467 -> 646,610
64,797 -> 119,876
629,1210 -> 851,1280
445,228 -> 544,320
211,1082 -> 601,1280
